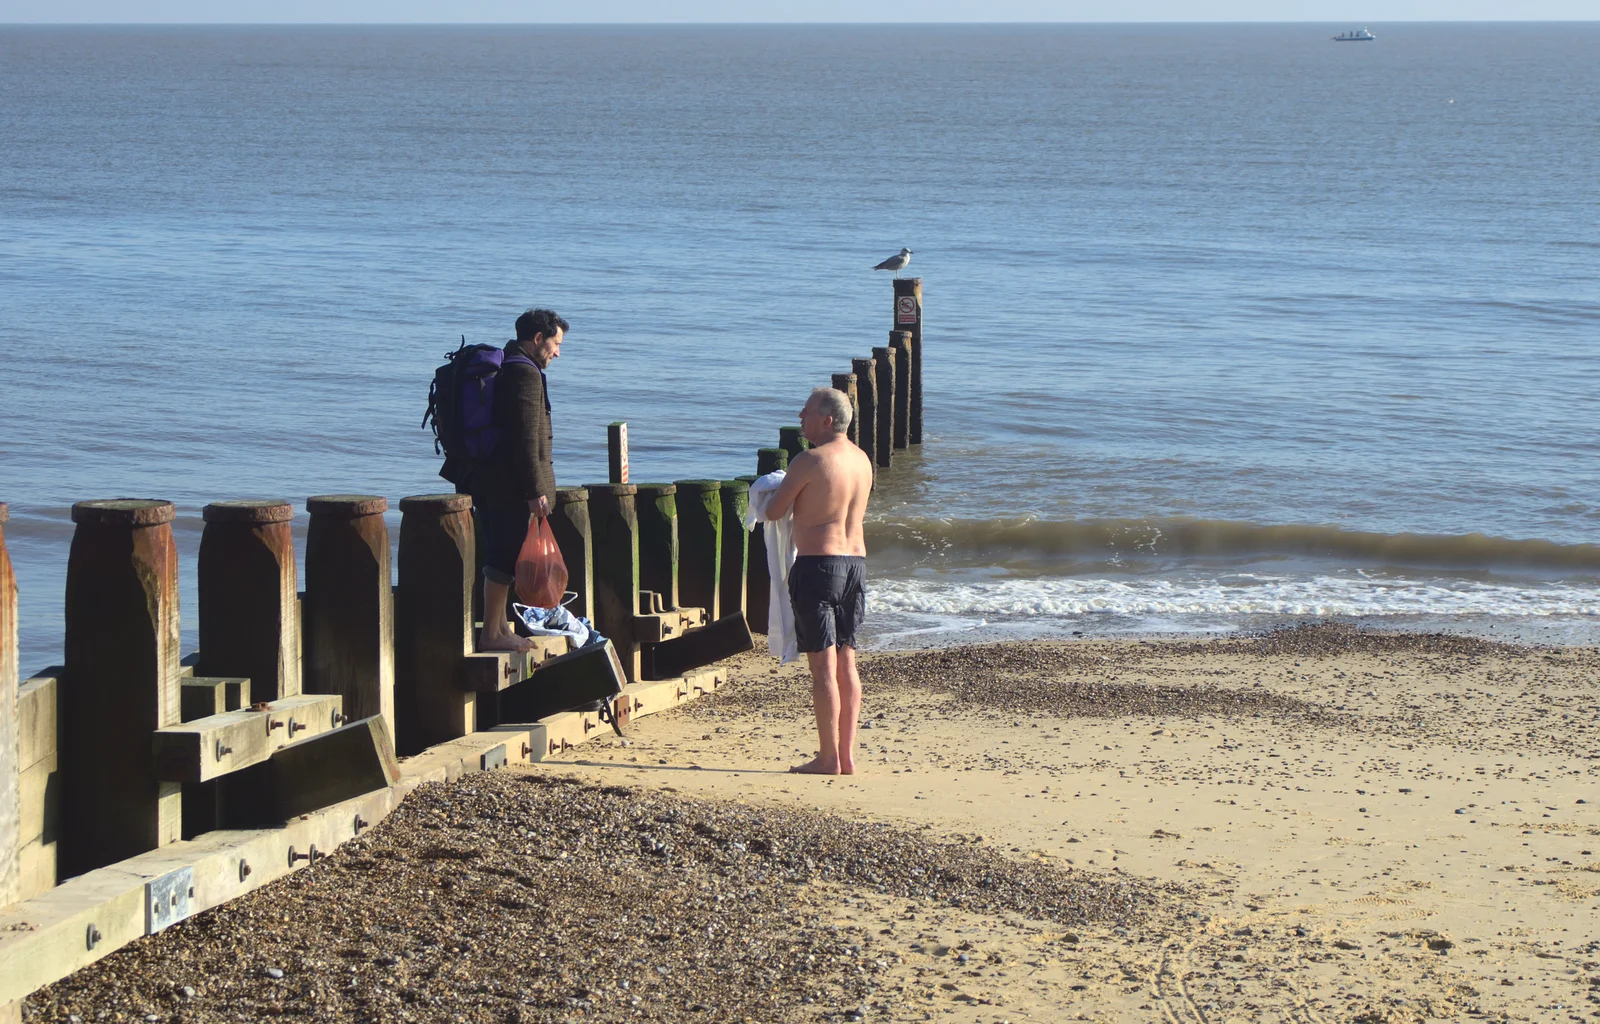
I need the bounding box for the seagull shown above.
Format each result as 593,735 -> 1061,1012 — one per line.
873,248 -> 912,275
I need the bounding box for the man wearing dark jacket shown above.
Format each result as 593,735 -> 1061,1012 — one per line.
466,307 -> 568,652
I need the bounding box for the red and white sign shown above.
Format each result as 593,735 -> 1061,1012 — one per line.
896,295 -> 918,325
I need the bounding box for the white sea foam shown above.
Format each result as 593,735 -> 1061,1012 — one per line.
868,575 -> 1600,620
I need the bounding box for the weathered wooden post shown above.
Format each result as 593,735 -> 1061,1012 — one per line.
0,503 -> 18,913
586,483 -> 642,682
608,422 -> 630,484
198,500 -> 299,700
778,426 -> 808,463
871,346 -> 895,468
757,447 -> 788,477
852,357 -> 877,464
302,495 -> 394,736
893,277 -> 924,445
60,499 -> 181,877
394,494 -> 476,756
635,483 -> 679,612
718,480 -> 749,627
675,480 -> 723,623
550,487 -> 594,623
890,330 -> 912,451
738,474 -> 769,635
831,372 -> 859,445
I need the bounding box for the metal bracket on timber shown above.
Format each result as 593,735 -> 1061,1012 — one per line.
632,605 -> 708,643
152,693 -> 347,783
457,635 -> 572,693
643,613 -> 754,680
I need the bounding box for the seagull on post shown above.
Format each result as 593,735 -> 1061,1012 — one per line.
874,248 -> 912,276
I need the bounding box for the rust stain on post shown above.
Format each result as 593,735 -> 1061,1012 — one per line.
302,495 -> 395,737
62,499 -> 182,876
199,500 -> 299,700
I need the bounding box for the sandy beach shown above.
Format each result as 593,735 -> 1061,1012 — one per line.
25,625 -> 1600,1024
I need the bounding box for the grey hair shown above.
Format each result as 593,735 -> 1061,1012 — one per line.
810,386 -> 852,435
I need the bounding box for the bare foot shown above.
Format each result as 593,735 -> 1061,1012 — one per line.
838,760 -> 857,775
478,628 -> 534,653
788,756 -> 839,775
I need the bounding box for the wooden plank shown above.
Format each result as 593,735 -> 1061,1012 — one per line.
152,693 -> 346,784
263,715 -> 400,822
457,635 -> 570,694
198,501 -> 300,700
632,606 -> 707,643
302,495 -> 394,735
15,672 -> 58,771
394,494 -> 476,756
179,676 -> 250,722
16,836 -> 56,902
17,753 -> 57,848
498,641 -> 626,725
645,613 -> 753,679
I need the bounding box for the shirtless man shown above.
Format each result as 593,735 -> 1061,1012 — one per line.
762,387 -> 875,775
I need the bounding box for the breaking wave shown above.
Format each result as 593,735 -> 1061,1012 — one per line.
866,516 -> 1600,572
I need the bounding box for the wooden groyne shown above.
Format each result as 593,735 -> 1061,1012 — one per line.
0,279 -> 925,1017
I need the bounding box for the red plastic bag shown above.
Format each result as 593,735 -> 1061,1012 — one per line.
514,516 -> 568,609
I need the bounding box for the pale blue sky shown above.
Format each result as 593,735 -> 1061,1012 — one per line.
1,0 -> 1593,22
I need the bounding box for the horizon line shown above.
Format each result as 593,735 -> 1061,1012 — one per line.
5,18 -> 1600,25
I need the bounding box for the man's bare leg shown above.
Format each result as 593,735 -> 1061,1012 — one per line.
479,578 -> 533,652
835,645 -> 861,775
791,646 -> 841,774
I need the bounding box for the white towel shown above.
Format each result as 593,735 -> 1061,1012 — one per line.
745,471 -> 798,664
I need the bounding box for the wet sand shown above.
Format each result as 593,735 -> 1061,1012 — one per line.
25,625 -> 1600,1023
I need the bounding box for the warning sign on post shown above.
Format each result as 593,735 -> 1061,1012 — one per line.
896,295 -> 918,325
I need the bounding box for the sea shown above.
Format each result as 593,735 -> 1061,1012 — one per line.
3,23 -> 1598,671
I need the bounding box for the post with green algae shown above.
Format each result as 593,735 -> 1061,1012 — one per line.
831,372 -> 859,445
718,480 -> 750,627
852,357 -> 877,464
778,425 -> 808,464
635,483 -> 680,612
585,482 -> 642,683
550,487 -> 594,624
756,447 -> 788,477
871,346 -> 895,468
60,499 -> 183,876
738,473 -> 771,635
394,494 -> 477,756
675,480 -> 723,623
302,495 -> 394,737
890,330 -> 912,451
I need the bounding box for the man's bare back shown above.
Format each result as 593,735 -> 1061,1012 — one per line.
780,437 -> 874,557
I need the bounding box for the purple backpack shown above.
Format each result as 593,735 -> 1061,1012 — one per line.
423,338 -> 536,482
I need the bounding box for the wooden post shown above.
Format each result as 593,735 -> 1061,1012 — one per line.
871,346 -> 895,468
198,500 -> 299,700
852,357 -> 877,464
893,277 -> 923,445
394,494 -> 476,757
550,487 -> 593,623
737,475 -> 769,635
778,426 -> 808,463
608,422 -> 630,484
756,447 -> 788,477
635,483 -> 679,612
674,480 -> 722,623
0,504 -> 18,912
302,495 -> 394,737
585,483 -> 641,683
831,372 -> 859,445
60,499 -> 181,877
890,330 -> 912,451
717,480 -> 749,627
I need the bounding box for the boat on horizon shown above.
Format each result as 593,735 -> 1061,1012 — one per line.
1333,27 -> 1376,41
